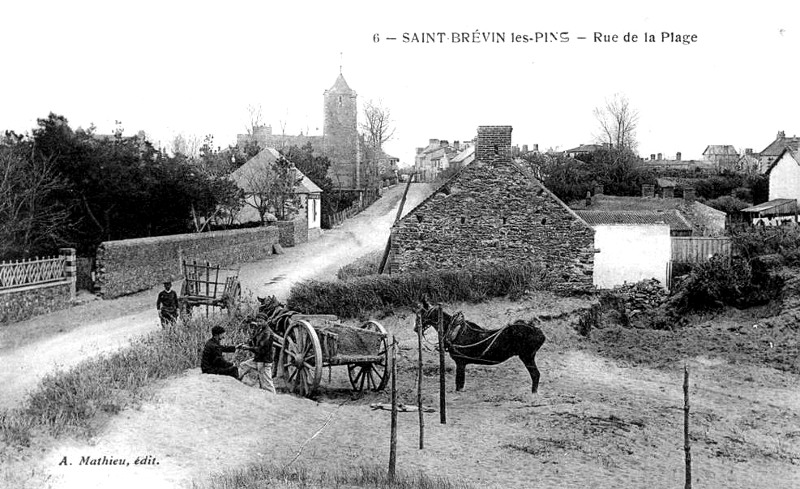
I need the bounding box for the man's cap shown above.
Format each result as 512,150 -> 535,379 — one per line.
211,325 -> 226,335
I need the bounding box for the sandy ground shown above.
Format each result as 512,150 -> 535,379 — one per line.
25,295 -> 800,489
0,183 -> 433,411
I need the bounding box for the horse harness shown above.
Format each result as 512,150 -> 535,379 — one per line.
426,307 -> 508,365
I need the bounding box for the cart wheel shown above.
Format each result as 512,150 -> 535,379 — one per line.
280,320 -> 323,397
348,320 -> 390,392
223,282 -> 242,314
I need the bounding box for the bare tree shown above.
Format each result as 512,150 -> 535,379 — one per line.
241,155 -> 301,224
594,93 -> 639,152
0,147 -> 72,259
360,99 -> 396,190
246,104 -> 264,135
170,133 -> 202,158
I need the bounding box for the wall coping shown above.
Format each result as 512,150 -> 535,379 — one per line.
100,226 -> 277,248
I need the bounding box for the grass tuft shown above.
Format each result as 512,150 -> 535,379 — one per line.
194,462 -> 475,489
0,308 -> 256,446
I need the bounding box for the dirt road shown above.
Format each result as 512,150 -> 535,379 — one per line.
33,295 -> 800,489
0,183 -> 433,411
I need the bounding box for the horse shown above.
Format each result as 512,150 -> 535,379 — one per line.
256,295 -> 298,337
415,300 -> 546,393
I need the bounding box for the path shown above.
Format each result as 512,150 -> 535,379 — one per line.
0,183 -> 433,410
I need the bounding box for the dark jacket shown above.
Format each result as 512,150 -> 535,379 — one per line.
246,327 -> 274,363
201,337 -> 236,373
157,290 -> 179,312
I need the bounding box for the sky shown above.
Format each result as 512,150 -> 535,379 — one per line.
1,0 -> 798,166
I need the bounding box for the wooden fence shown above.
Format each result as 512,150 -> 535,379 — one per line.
671,237 -> 732,263
0,255 -> 67,291
322,192 -> 379,229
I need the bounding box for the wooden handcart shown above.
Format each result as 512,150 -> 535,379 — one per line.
179,259 -> 242,316
272,315 -> 391,397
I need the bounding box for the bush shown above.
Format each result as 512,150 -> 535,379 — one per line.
731,225 -> 800,264
672,255 -> 782,312
288,262 -> 553,318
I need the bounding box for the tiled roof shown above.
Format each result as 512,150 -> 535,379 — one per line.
575,210 -> 692,231
760,135 -> 800,157
741,198 -> 796,213
328,73 -> 353,93
566,144 -> 605,153
229,147 -> 321,194
702,145 -> 738,156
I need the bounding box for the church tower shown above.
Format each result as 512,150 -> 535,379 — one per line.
323,73 -> 360,188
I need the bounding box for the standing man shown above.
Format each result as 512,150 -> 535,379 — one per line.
157,279 -> 179,326
239,322 -> 276,393
201,325 -> 241,378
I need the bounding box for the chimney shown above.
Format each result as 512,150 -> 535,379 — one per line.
778,131 -> 785,139
594,184 -> 604,196
684,186 -> 696,202
533,143 -> 539,152
453,140 -> 460,151
657,153 -> 662,160
440,140 -> 449,148
512,145 -> 520,157
476,125 -> 513,165
416,147 -> 424,155
429,139 -> 439,146
663,186 -> 674,198
676,152 -> 682,161
642,184 -> 655,198
650,154 -> 656,161
745,148 -> 753,155
522,144 -> 529,153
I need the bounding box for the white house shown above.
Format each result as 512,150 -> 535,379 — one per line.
575,210 -> 676,288
767,148 -> 800,202
229,148 -> 323,237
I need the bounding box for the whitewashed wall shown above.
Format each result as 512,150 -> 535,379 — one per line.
593,224 -> 671,289
769,152 -> 800,201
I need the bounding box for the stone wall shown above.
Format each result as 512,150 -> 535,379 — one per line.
95,227 -> 280,299
1,282 -> 72,324
389,126 -> 595,292
276,216 -> 309,247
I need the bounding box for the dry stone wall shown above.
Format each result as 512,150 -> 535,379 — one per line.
95,226 -> 280,298
0,282 -> 72,324
390,128 -> 595,292
277,216 -> 309,247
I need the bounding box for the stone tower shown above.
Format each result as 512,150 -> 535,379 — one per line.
323,73 -> 360,188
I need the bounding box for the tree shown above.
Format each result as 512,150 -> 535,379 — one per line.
241,155 -> 301,224
0,144 -> 73,260
594,93 -> 639,152
359,99 -> 395,190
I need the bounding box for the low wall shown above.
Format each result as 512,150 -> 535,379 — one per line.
277,217 -> 309,248
1,282 -> 72,324
96,227 -> 280,298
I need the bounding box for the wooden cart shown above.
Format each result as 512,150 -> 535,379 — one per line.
274,315 -> 391,398
179,259 -> 242,316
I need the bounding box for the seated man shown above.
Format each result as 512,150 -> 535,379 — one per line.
238,322 -> 276,393
201,325 -> 241,378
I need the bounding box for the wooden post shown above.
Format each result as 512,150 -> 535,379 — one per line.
205,261 -> 210,318
684,365 -> 692,489
388,337 -> 398,481
417,314 -> 425,449
378,174 -> 415,275
437,306 -> 446,424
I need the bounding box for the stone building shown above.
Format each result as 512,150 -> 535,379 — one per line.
237,72 -> 367,189
388,126 -> 595,291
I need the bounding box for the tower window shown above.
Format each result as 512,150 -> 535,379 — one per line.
338,95 -> 343,107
